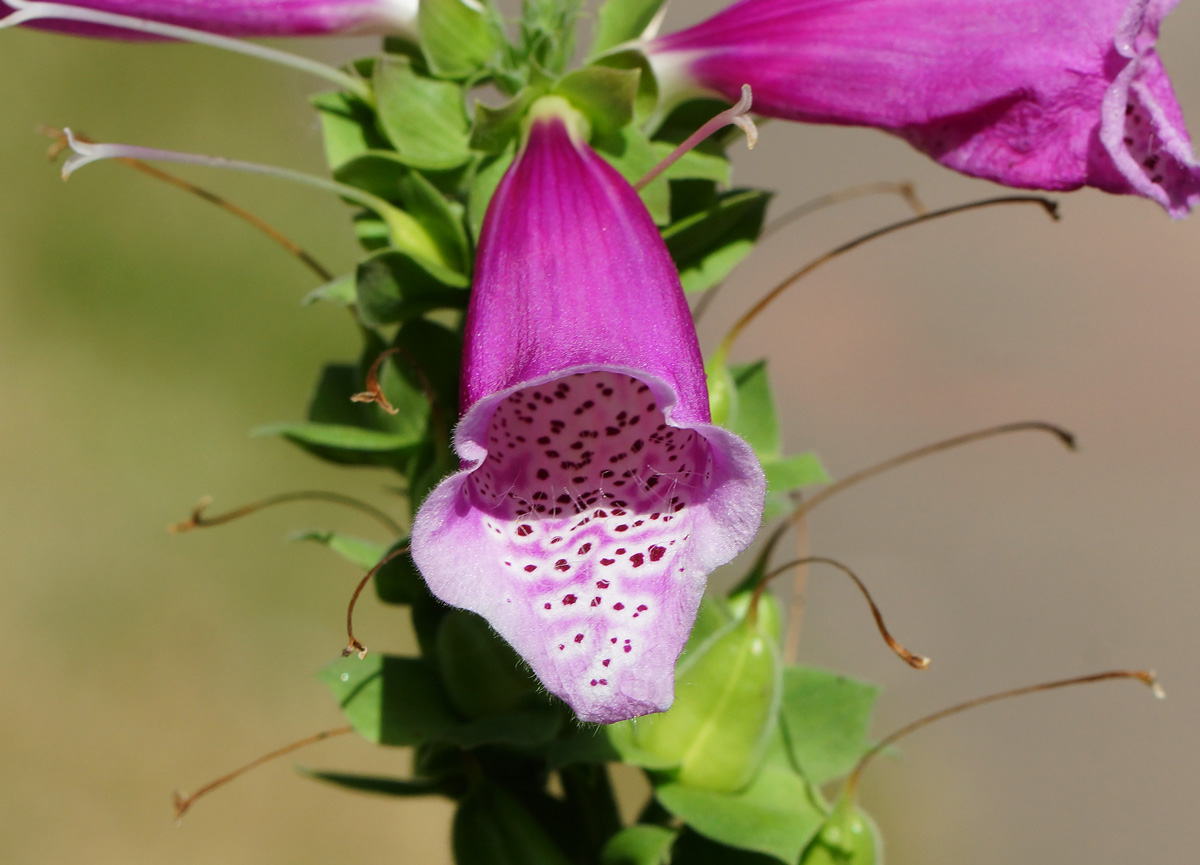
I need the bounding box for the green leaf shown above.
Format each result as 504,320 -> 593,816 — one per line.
554,66 -> 640,136
727,361 -> 779,458
443,707 -> 564,749
544,723 -> 623,769
663,189 -> 771,293
335,154 -> 471,272
453,784 -> 575,865
436,610 -> 538,719
319,654 -> 458,746
469,143 -> 517,242
591,0 -> 666,55
780,667 -> 879,787
419,0 -> 498,80
311,90 -> 391,169
655,731 -> 826,863
301,273 -> 355,307
299,768 -> 448,798
290,530 -> 386,570
253,422 -> 420,452
601,825 -> 677,865
652,141 -> 730,186
593,125 -> 669,224
355,247 -> 468,328
374,56 -> 472,171
471,90 -> 538,155
764,452 -> 831,495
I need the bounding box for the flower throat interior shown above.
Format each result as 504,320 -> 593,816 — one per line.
467,370 -> 716,692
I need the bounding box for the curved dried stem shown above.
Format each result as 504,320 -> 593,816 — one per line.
173,725 -> 354,820
845,670 -> 1164,796
694,180 -> 927,324
715,195 -> 1060,360
756,555 -> 929,669
168,492 -> 402,536
791,421 -> 1076,524
761,180 -> 926,242
343,544 -> 411,659
41,126 -> 334,282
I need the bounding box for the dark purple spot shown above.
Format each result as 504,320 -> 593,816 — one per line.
637,605 -> 648,612
555,559 -> 571,572
630,553 -> 645,567
602,659 -> 611,667
595,579 -> 609,589
613,602 -> 625,611
574,633 -> 584,643
544,603 -> 552,610
590,679 -> 598,686
536,468 -> 550,480
562,594 -> 577,605
524,565 -> 537,573
615,524 -> 629,532
649,545 -> 666,562
516,525 -> 533,537
600,558 -> 616,566
590,597 -> 602,607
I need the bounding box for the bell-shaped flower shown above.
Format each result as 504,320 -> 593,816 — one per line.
0,0 -> 417,38
411,98 -> 766,725
645,0 -> 1200,216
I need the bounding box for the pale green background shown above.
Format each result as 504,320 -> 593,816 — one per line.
1,3 -> 1198,864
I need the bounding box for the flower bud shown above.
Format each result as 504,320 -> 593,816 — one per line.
633,612 -> 781,793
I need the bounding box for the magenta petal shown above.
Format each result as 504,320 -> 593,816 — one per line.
3,0 -> 415,38
411,111 -> 765,724
648,0 -> 1200,214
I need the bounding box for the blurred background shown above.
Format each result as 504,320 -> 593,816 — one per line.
1,2 -> 1197,863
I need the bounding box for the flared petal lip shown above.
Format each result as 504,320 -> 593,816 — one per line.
412,362 -> 767,723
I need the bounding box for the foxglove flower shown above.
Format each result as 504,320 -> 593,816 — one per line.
646,0 -> 1200,216
0,0 -> 417,38
411,100 -> 766,724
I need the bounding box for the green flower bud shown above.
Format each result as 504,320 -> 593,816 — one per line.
633,612 -> 782,792
726,587 -> 783,644
801,797 -> 880,865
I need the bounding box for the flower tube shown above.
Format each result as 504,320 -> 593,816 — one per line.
411,98 -> 766,725
0,0 -> 417,38
646,0 -> 1200,216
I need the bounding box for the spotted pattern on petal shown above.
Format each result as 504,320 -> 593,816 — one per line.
467,370 -> 714,700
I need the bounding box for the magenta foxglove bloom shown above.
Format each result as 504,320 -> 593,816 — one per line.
0,0 -> 416,37
646,0 -> 1200,216
410,101 -> 766,724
